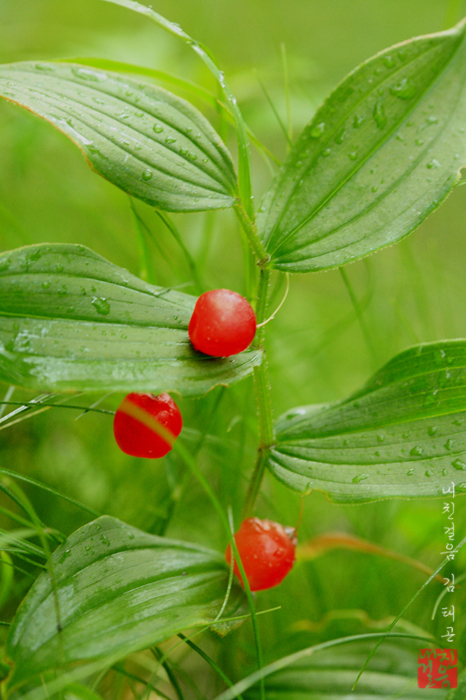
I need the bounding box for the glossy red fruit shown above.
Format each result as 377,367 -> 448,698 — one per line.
225,517 -> 297,592
188,289 -> 256,357
113,392 -> 182,459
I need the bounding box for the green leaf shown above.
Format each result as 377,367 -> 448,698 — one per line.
258,19 -> 466,272
6,516 -> 245,692
0,61 -> 238,212
0,244 -> 261,394
244,640 -> 447,699
267,340 -> 466,502
447,668 -> 466,698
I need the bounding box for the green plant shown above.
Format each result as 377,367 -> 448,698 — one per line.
0,1 -> 464,698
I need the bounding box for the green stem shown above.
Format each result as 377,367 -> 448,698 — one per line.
234,205 -> 269,264
243,267 -> 275,517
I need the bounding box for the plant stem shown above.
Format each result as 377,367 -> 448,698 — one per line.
243,267 -> 275,517
234,204 -> 269,264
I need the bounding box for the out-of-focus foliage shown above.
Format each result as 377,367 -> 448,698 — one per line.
0,0 -> 464,697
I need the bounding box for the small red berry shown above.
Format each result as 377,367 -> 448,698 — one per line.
188,289 -> 256,357
225,517 -> 297,592
113,392 -> 182,458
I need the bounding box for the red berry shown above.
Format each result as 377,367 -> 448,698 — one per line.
188,289 -> 256,357
225,517 -> 297,592
113,392 -> 182,458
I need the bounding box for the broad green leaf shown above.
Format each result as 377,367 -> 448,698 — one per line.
0,61 -> 238,212
244,640 -> 447,699
100,0 -> 254,219
258,19 -> 466,271
267,340 -> 466,502
5,516 -> 245,692
0,244 -> 261,394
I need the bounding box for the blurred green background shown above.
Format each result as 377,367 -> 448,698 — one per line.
0,0 -> 464,690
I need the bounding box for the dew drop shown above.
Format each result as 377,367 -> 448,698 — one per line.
425,468 -> 434,477
59,549 -> 71,563
444,439 -> 455,450
322,148 -> 331,157
371,185 -> 379,193
180,147 -> 189,156
427,159 -> 441,169
165,136 -> 176,144
353,115 -> 365,129
424,390 -> 439,407
348,151 -> 358,161
383,55 -> 395,69
390,78 -> 417,100
410,446 -> 423,457
71,67 -> 105,82
335,129 -> 346,144
352,473 -> 369,483
142,169 -> 153,181
407,468 -> 415,476
42,281 -> 51,290
428,426 -> 438,436
91,297 -> 110,315
373,101 -> 387,129
310,122 -> 325,138
415,139 -> 424,146
153,124 -> 164,133
452,459 -> 466,471
377,434 -> 385,443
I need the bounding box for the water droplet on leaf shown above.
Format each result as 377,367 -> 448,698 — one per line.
373,101 -> 387,129
352,474 -> 369,483
91,297 -> 110,315
390,78 -> 417,100
310,122 -> 325,138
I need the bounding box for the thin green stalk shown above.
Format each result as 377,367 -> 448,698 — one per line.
151,648 -> 185,700
243,267 -> 275,517
154,210 -> 204,294
178,634 -> 244,700
234,205 -> 268,263
256,72 -> 291,147
281,43 -> 293,144
0,387 -> 14,420
0,467 -> 100,518
339,267 -> 378,367
112,665 -> 172,700
129,198 -> 157,285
